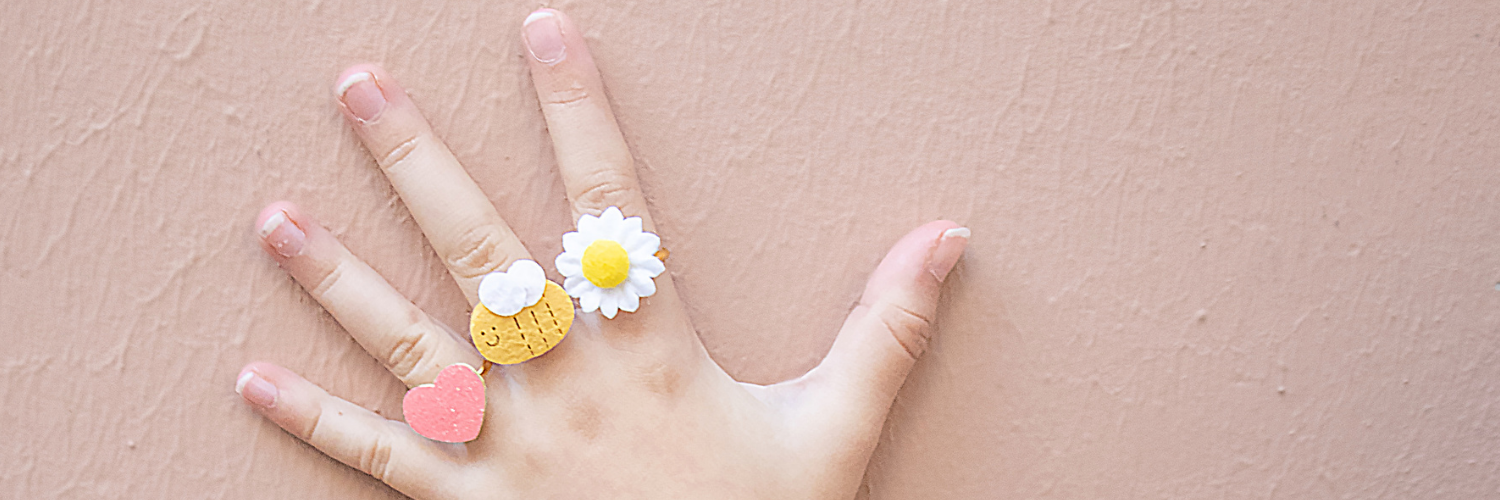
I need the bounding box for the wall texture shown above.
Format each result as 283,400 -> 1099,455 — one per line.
3,0 -> 1499,498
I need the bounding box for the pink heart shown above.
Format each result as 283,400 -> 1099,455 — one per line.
402,363 -> 485,443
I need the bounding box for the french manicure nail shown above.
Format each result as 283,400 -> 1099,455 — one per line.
523,10 -> 566,64
236,370 -> 278,409
338,72 -> 386,122
927,227 -> 970,282
260,211 -> 305,258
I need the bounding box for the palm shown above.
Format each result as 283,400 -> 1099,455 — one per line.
237,9 -> 966,499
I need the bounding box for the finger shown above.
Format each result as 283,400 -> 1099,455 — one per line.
522,9 -> 695,340
522,9 -> 652,224
334,64 -> 532,304
236,363 -> 461,498
257,202 -> 483,387
790,221 -> 969,438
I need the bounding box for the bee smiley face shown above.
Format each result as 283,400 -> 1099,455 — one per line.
478,325 -> 502,347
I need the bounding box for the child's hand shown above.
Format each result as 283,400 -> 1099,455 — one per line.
236,8 -> 967,499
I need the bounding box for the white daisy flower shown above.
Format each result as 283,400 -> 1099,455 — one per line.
554,207 -> 664,319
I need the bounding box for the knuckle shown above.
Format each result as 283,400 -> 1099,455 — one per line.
542,84 -> 590,107
867,300 -> 934,359
572,167 -> 640,214
359,433 -> 397,482
299,402 -> 327,442
385,318 -> 440,385
444,224 -> 512,280
376,134 -> 422,173
308,259 -> 352,301
636,360 -> 683,398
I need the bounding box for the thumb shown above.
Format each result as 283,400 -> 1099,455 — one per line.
789,220 -> 968,452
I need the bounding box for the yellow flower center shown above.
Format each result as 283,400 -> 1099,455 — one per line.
581,239 -> 630,288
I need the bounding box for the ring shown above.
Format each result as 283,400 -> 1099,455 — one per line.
553,206 -> 666,319
470,259 -> 574,365
403,207 -> 668,443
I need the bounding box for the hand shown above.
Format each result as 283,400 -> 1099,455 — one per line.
236,8 -> 968,499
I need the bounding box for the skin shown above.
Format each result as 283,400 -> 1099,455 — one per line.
237,8 -> 968,499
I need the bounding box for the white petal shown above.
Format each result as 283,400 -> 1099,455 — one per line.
561,232 -> 590,256
615,215 -> 643,242
600,209 -> 631,241
598,292 -> 619,319
622,231 -> 660,255
624,272 -> 657,298
616,288 -> 640,312
579,288 -> 601,313
628,254 -> 666,277
563,275 -> 593,297
600,206 -> 625,224
554,252 -> 582,278
577,212 -> 603,238
622,214 -> 643,234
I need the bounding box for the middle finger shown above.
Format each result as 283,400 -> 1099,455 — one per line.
334,64 -> 531,305
522,10 -> 696,342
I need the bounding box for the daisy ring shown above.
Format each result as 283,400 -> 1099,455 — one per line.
554,207 -> 666,318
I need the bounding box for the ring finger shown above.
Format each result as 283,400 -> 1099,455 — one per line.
256,202 -> 484,387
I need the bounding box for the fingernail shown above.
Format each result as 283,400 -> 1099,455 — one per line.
523,10 -> 566,64
236,370 -> 278,409
260,210 -> 305,258
927,227 -> 970,282
337,72 -> 386,122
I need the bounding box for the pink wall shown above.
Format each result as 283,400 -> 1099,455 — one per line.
4,0 -> 1499,497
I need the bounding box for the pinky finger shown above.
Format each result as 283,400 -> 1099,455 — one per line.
236,362 -> 461,497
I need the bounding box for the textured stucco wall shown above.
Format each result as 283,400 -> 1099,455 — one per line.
4,0 -> 1499,498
